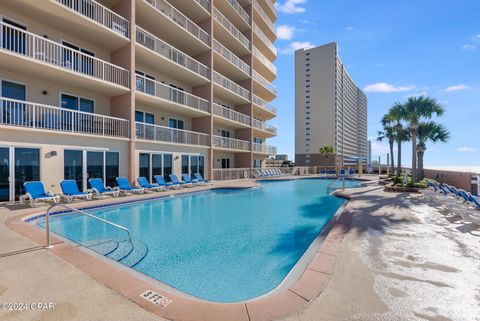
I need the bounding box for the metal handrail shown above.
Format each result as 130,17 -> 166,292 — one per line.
327,176 -> 346,192
45,203 -> 132,248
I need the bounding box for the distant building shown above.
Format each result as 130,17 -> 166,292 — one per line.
294,43 -> 368,167
367,140 -> 372,165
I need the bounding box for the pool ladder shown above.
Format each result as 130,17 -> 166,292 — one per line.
327,176 -> 346,193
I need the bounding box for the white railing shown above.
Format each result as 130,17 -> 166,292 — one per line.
252,22 -> 276,56
136,122 -> 209,146
136,27 -> 210,79
252,119 -> 277,134
262,0 -> 276,15
136,75 -> 210,113
144,0 -> 210,46
196,0 -> 211,12
0,22 -> 130,88
227,0 -> 251,25
212,135 -> 250,151
212,40 -> 250,75
252,94 -> 277,114
54,0 -> 129,38
0,97 -> 129,138
252,142 -> 277,154
212,103 -> 251,126
212,168 -> 251,180
253,70 -> 277,95
252,0 -> 275,35
213,7 -> 250,50
213,72 -> 250,101
253,46 -> 277,75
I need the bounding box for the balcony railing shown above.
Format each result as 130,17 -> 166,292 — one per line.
136,122 -> 209,146
212,135 -> 250,151
213,7 -> 250,50
196,0 -> 211,12
145,0 -> 210,46
0,97 -> 129,138
252,119 -> 277,135
0,22 -> 130,88
212,168 -> 251,180
213,39 -> 250,75
253,46 -> 277,75
136,75 -> 210,113
252,94 -> 277,115
212,103 -> 251,126
227,0 -> 251,26
262,0 -> 276,16
252,22 -> 276,57
252,70 -> 277,95
252,142 -> 277,154
54,0 -> 129,38
136,27 -> 210,79
213,72 -> 250,101
252,0 -> 275,35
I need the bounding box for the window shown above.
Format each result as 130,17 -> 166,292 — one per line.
135,70 -> 155,95
253,137 -> 263,144
306,138 -> 310,141
221,158 -> 230,169
62,41 -> 95,75
163,154 -> 173,181
221,129 -> 230,138
253,159 -> 262,168
169,83 -> 185,104
61,94 -> 94,113
2,80 -> 26,126
139,153 -> 150,179
169,118 -> 184,129
306,122 -> 310,125
135,110 -> 155,124
306,96 -> 310,99
14,148 -> 40,198
181,155 -> 189,175
2,18 -> 27,54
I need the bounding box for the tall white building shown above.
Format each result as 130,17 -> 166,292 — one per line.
294,42 -> 367,167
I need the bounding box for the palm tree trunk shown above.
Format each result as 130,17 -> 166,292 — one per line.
417,149 -> 425,180
397,139 -> 402,175
389,141 -> 395,174
411,132 -> 417,181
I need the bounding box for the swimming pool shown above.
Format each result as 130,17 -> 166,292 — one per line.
35,178 -> 361,302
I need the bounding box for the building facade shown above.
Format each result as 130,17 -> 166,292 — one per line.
294,42 -> 367,167
0,0 -> 277,202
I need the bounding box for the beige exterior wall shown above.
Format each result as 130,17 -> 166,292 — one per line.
295,43 -> 367,167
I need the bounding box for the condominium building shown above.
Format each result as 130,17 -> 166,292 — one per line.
0,0 -> 277,202
294,42 -> 367,167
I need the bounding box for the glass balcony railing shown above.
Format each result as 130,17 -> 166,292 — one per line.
252,142 -> 277,154
252,94 -> 277,115
212,135 -> 250,151
213,72 -> 250,101
252,0 -> 275,35
253,46 -> 277,76
213,7 -> 250,50
213,39 -> 250,75
252,22 -> 276,56
252,70 -> 277,95
252,118 -> 277,135
136,122 -> 209,146
212,103 -> 251,126
227,0 -> 251,26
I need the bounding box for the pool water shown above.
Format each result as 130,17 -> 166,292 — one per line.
37,178 -> 361,302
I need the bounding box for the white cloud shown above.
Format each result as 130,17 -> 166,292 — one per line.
462,44 -> 476,51
457,147 -> 477,153
276,25 -> 295,40
364,83 -> 415,93
275,0 -> 306,14
279,41 -> 315,54
346,26 -> 355,31
444,85 -> 470,92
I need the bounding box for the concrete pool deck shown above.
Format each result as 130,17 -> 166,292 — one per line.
1,176 -> 479,320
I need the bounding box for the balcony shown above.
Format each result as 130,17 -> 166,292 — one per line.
136,122 -> 209,147
213,72 -> 250,104
167,0 -> 211,22
252,70 -> 277,101
213,39 -> 250,81
253,46 -> 277,82
212,168 -> 251,180
4,0 -> 130,50
0,97 -> 129,139
214,0 -> 251,31
138,0 -> 210,55
212,103 -> 251,128
252,118 -> 277,137
252,94 -> 277,119
252,0 -> 276,40
135,75 -> 210,117
136,27 -> 210,85
213,7 -> 251,56
252,142 -> 277,155
212,135 -> 250,152
259,0 -> 276,21
252,22 -> 276,61
0,22 -> 130,95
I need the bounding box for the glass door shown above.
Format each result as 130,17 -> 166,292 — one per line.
86,151 -> 104,188
0,148 -> 10,202
64,150 -> 83,191
14,148 -> 40,199
2,80 -> 26,126
105,152 -> 119,188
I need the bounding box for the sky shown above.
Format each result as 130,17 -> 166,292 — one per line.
270,0 -> 480,167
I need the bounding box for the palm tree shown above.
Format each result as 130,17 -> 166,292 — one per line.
377,114 -> 396,174
386,105 -> 409,175
416,121 -> 450,180
391,96 -> 445,181
319,145 -> 336,158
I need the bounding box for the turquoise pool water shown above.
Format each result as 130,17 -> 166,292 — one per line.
36,178 -> 361,302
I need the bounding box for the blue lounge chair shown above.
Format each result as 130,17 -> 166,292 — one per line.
137,177 -> 164,192
194,172 -> 210,184
20,181 -> 60,207
182,174 -> 198,186
60,180 -> 92,203
329,169 -> 335,176
321,169 -> 327,177
154,175 -> 177,189
116,177 -> 145,194
88,178 -> 119,198
349,169 -> 355,176
169,174 -> 190,187
339,169 -> 346,176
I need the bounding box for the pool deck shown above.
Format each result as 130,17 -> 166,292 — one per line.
1,175 -> 479,321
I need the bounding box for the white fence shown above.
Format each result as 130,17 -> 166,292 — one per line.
212,168 -> 251,180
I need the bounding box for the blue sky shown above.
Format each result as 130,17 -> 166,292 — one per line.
270,0 -> 480,166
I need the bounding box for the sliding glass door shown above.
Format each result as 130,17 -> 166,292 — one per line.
0,148 -> 9,202
64,150 -> 83,190
14,148 -> 40,199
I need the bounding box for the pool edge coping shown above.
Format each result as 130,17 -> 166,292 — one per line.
5,178 -> 358,321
